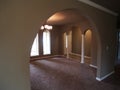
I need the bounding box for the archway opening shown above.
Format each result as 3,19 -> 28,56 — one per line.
30,8 -> 101,89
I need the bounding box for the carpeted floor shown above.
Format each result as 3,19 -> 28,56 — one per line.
30,57 -> 120,90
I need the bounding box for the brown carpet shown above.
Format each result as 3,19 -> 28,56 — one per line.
30,57 -> 120,90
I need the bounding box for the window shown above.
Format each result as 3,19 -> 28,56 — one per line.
43,31 -> 51,55
30,34 -> 39,56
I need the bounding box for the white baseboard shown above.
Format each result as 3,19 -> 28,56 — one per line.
89,64 -> 97,69
84,56 -> 91,59
43,55 -> 65,58
53,55 -> 65,57
70,53 -> 81,57
96,77 -> 101,81
30,55 -> 65,61
70,53 -> 91,59
96,71 -> 114,81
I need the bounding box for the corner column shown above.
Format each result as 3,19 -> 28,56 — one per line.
66,35 -> 69,58
81,34 -> 85,63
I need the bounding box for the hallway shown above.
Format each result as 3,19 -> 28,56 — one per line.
30,57 -> 120,90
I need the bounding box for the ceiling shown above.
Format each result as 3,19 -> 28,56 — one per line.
90,0 -> 120,14
46,0 -> 120,26
90,0 -> 120,28
46,9 -> 87,25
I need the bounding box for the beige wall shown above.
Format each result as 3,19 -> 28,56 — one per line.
91,30 -> 98,66
72,27 -> 82,54
0,0 -> 117,90
85,30 -> 92,57
51,26 -> 61,55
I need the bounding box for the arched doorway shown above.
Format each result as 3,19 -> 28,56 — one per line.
1,0 -> 117,89
30,8 -> 101,87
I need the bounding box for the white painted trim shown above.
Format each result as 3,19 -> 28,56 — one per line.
84,56 -> 91,59
96,77 -> 101,81
78,0 -> 118,16
70,52 -> 91,59
81,34 -> 85,63
70,53 -> 81,57
53,55 -> 65,57
96,71 -> 114,81
90,64 -> 97,69
30,55 -> 65,61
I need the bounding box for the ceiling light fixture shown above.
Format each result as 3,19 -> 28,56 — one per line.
40,25 -> 53,31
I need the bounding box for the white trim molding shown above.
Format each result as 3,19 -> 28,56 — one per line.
70,53 -> 81,56
84,56 -> 91,59
70,52 -> 91,59
78,0 -> 118,16
30,55 -> 65,61
90,64 -> 97,69
96,71 -> 114,81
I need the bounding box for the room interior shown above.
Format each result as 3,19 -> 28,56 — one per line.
29,9 -> 99,90
0,0 -> 120,90
30,9 -> 95,65
30,4 -> 120,90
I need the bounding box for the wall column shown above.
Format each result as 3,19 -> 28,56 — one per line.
66,35 -> 69,58
81,34 -> 85,63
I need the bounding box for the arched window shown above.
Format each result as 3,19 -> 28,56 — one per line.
43,31 -> 51,55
